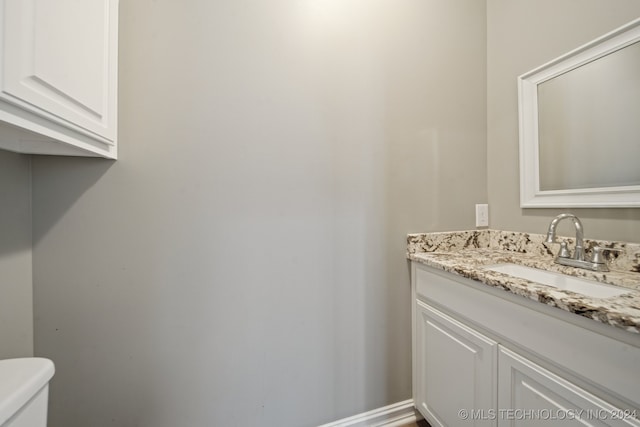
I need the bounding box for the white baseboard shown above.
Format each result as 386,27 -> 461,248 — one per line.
317,399 -> 419,427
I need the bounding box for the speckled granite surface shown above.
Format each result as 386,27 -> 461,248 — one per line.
407,230 -> 640,334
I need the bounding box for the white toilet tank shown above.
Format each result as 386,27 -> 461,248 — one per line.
0,358 -> 55,427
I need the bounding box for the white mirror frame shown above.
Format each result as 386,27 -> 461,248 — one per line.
518,18 -> 640,208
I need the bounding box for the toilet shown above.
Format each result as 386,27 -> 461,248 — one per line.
0,358 -> 55,427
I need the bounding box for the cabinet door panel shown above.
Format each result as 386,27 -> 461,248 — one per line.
416,301 -> 498,426
498,347 -> 640,427
1,0 -> 117,140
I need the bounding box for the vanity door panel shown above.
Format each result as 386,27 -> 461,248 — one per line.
415,300 -> 498,426
498,347 -> 640,427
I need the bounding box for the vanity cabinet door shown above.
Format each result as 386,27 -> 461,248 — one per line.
498,347 -> 640,427
415,300 -> 498,426
0,0 -> 118,157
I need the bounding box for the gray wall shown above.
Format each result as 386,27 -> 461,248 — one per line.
0,151 -> 33,359
32,1 -> 486,426
487,0 -> 640,242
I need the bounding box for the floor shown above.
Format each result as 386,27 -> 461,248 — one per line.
402,420 -> 430,427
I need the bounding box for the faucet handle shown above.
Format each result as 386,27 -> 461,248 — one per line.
558,241 -> 571,258
590,246 -> 623,264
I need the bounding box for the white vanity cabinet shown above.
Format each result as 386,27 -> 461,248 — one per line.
0,0 -> 118,158
415,301 -> 497,426
411,262 -> 640,427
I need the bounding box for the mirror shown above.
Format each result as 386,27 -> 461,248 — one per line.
518,18 -> 640,208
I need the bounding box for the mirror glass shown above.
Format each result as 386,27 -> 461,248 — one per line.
519,18 -> 640,207
537,41 -> 640,191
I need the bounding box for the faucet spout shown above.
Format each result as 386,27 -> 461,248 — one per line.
545,213 -> 585,261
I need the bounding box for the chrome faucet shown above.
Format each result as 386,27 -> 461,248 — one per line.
545,213 -> 621,272
545,213 -> 585,261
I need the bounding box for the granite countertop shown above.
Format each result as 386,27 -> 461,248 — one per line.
407,230 -> 640,334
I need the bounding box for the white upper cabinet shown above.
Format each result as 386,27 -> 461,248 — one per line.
0,0 -> 118,158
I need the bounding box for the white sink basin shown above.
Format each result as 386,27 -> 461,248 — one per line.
484,263 -> 629,298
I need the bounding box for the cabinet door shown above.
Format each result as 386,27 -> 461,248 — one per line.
1,0 -> 117,141
498,347 -> 640,427
415,301 -> 498,426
